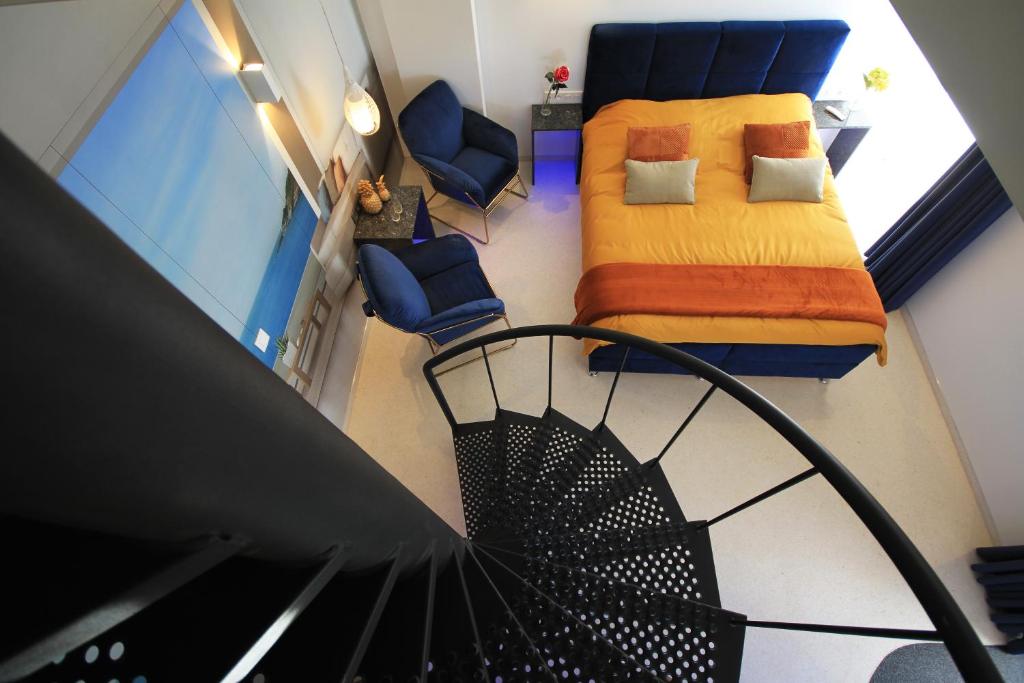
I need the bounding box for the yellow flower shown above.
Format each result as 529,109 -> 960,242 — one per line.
863,67 -> 890,92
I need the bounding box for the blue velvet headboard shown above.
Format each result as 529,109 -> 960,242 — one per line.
581,20 -> 850,122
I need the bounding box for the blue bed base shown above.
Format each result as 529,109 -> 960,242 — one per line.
588,342 -> 877,379
581,20 -> 872,379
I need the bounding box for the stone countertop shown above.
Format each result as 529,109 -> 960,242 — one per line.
814,100 -> 871,130
352,185 -> 423,240
532,103 -> 582,131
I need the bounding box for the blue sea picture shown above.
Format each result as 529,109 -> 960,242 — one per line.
57,1 -> 319,371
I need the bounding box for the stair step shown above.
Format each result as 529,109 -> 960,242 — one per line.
539,425 -> 688,539
474,545 -> 661,681
460,545 -> 557,681
481,544 -> 745,683
448,403 -> 743,680
461,411 -> 690,543
454,413 -> 550,540
543,467 -> 660,537
522,522 -> 723,607
495,411 -> 551,536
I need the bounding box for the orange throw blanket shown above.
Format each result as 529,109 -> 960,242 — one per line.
573,263 -> 888,330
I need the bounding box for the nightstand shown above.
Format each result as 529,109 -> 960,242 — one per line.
353,185 -> 435,251
531,103 -> 582,185
814,100 -> 871,176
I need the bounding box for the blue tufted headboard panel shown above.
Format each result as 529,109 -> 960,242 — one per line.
581,20 -> 850,122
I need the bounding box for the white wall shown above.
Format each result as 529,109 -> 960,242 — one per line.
360,0 -> 915,159
890,0 -> 1024,221
0,0 -> 170,166
237,0 -> 394,176
473,0 -> 913,157
887,0 -> 1024,543
905,208 -> 1024,543
376,0 -> 486,116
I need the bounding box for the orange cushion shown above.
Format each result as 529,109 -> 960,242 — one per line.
743,120 -> 810,183
627,124 -> 691,162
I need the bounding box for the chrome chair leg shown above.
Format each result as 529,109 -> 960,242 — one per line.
428,315 -> 516,376
425,191 -> 490,245
420,169 -> 528,246
509,173 -> 529,200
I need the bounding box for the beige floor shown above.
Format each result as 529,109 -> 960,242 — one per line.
335,159 -> 998,682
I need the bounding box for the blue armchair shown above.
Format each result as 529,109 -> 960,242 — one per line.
398,80 -> 528,245
357,235 -> 514,368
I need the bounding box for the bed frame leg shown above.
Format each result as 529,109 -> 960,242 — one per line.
588,370 -> 599,377
818,377 -> 830,384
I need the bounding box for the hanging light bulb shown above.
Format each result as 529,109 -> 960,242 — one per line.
343,66 -> 380,136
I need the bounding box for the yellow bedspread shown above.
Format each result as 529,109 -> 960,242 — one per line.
580,93 -> 887,364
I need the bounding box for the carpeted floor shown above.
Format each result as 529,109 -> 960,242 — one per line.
872,644 -> 1023,682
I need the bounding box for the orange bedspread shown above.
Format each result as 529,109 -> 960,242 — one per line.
579,94 -> 888,364
573,263 -> 888,330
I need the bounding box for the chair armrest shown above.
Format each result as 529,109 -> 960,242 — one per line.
412,153 -> 484,200
462,108 -> 518,165
394,234 -> 479,281
415,298 -> 505,334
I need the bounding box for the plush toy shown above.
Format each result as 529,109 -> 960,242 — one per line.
375,175 -> 391,202
357,179 -> 382,214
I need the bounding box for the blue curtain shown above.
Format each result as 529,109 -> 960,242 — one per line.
865,144 -> 1012,311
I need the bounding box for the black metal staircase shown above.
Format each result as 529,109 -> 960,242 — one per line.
0,131 -> 1003,682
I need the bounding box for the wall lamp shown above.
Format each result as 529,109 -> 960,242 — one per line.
238,62 -> 281,104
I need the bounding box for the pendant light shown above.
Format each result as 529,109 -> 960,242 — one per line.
343,65 -> 380,136
321,0 -> 380,137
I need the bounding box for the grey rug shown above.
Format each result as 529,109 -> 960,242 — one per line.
871,644 -> 1023,682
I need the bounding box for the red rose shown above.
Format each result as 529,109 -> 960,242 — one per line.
553,65 -> 570,83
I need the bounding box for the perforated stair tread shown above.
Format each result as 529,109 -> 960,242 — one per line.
522,522 -> 722,607
473,545 -> 662,682
457,410 -> 687,543
460,545 -> 558,681
529,415 -> 686,536
479,543 -> 745,683
446,404 -> 742,682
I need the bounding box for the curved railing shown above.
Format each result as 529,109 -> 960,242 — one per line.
423,324 -> 1000,682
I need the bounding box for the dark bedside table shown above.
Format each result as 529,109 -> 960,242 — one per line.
353,185 -> 435,251
531,103 -> 582,185
814,100 -> 871,176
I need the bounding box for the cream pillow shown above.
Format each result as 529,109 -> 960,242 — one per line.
748,155 -> 827,203
624,158 -> 699,205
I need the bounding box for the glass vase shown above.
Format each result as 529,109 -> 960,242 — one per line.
541,89 -> 552,117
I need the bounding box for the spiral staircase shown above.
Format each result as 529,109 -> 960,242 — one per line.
0,131 -> 1003,683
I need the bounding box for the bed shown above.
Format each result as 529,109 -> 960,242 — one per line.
575,20 -> 888,379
